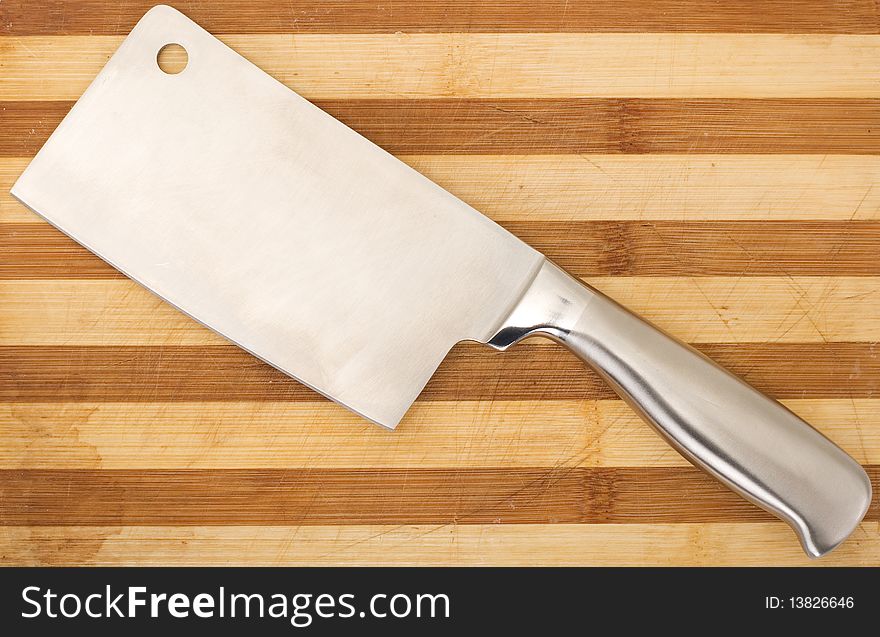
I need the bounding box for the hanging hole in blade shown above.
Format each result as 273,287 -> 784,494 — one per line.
157,43 -> 188,74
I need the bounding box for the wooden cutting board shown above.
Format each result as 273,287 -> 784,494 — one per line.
1,0 -> 878,566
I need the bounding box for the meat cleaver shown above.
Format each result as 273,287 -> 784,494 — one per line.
11,5 -> 871,557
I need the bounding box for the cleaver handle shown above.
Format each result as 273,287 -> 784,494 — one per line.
488,260 -> 871,557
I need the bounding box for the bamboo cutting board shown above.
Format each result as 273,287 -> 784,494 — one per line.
1,1 -> 879,566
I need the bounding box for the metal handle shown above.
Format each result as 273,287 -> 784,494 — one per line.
488,260 -> 872,557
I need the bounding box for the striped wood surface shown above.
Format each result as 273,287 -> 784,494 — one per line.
1,1 -> 879,566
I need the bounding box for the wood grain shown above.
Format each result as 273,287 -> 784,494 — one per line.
5,99 -> 880,156
4,523 -> 877,566
5,221 -> 880,278
5,34 -> 880,101
7,154 -> 880,223
2,467 -> 876,526
3,343 -> 877,402
5,1 -> 879,35
3,278 -> 877,344
2,1 -> 879,566
3,399 -> 878,469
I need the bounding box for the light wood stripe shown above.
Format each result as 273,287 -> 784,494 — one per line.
1,399 -> 876,469
2,343 -> 876,402
6,155 -> 880,223
0,158 -> 29,221
5,221 -> 880,278
1,467 -> 876,525
2,523 -> 877,566
409,155 -> 880,221
4,1 -> 879,35
2,277 -> 876,345
4,35 -> 880,101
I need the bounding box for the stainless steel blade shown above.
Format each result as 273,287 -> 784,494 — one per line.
11,5 -> 543,428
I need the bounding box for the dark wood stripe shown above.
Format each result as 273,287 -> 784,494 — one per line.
6,222 -> 879,279
0,102 -> 72,158
2,343 -> 877,402
2,0 -> 877,35
513,221 -> 880,276
4,99 -> 880,156
1,467 -> 876,526
1,223 -> 118,278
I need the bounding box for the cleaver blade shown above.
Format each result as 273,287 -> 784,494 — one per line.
11,5 -> 543,428
11,5 -> 872,558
